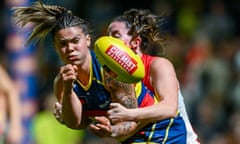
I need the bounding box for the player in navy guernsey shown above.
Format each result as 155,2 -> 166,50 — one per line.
72,50 -> 111,117
12,1 -> 139,139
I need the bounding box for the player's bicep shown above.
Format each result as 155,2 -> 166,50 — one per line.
151,58 -> 178,104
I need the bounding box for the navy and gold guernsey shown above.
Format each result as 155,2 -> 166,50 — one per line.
72,50 -> 187,143
73,50 -> 111,118
122,82 -> 187,144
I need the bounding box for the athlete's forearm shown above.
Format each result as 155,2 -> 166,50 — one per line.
53,74 -> 64,103
53,72 -> 84,128
104,72 -> 139,139
61,88 -> 83,129
104,73 -> 137,108
111,121 -> 137,138
112,120 -> 150,142
132,102 -> 177,122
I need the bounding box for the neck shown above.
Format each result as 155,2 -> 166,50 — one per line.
76,51 -> 91,86
135,49 -> 143,57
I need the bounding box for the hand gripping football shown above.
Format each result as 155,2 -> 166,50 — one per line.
94,36 -> 145,83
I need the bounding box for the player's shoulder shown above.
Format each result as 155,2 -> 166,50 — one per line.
151,56 -> 174,69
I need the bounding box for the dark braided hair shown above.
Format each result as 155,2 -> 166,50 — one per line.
112,8 -> 166,53
12,0 -> 93,45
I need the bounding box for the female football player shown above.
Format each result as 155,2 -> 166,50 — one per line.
90,8 -> 200,144
12,1 -> 138,138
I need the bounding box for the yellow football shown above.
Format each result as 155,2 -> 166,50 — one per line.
94,36 -> 145,83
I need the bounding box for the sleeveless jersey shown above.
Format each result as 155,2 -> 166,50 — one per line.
127,54 -> 199,144
73,50 -> 111,117
123,82 -> 187,144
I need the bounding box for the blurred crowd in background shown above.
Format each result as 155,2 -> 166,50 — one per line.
0,0 -> 240,144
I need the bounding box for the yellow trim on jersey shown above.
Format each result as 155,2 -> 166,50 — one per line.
162,118 -> 174,144
75,57 -> 93,91
131,111 -> 181,144
153,88 -> 161,102
147,122 -> 157,142
92,66 -> 105,85
100,67 -> 108,87
134,81 -> 142,98
75,56 -> 109,91
162,110 -> 180,144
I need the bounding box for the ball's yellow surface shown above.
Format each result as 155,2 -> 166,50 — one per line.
94,36 -> 145,83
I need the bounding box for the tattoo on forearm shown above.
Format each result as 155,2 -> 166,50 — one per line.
115,93 -> 137,108
105,75 -> 132,93
104,72 -> 137,108
112,121 -> 136,137
112,79 -> 132,92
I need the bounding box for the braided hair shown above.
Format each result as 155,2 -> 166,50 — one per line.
12,0 -> 93,45
112,8 -> 166,53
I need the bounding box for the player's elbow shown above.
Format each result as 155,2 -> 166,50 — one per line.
65,122 -> 81,129
168,104 -> 178,118
63,118 -> 81,129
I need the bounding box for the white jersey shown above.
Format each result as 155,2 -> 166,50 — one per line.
178,90 -> 200,144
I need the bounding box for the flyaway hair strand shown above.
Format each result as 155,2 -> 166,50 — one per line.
12,1 -> 68,45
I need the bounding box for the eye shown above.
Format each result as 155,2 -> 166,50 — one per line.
56,41 -> 67,48
72,38 -> 80,44
110,31 -> 121,38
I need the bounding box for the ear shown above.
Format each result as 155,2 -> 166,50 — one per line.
86,34 -> 91,47
130,36 -> 141,49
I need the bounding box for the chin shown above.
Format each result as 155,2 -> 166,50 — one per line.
72,61 -> 81,65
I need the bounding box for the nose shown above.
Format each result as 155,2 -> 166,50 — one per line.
66,43 -> 74,52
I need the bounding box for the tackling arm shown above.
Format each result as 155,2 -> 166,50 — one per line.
89,72 -> 139,140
